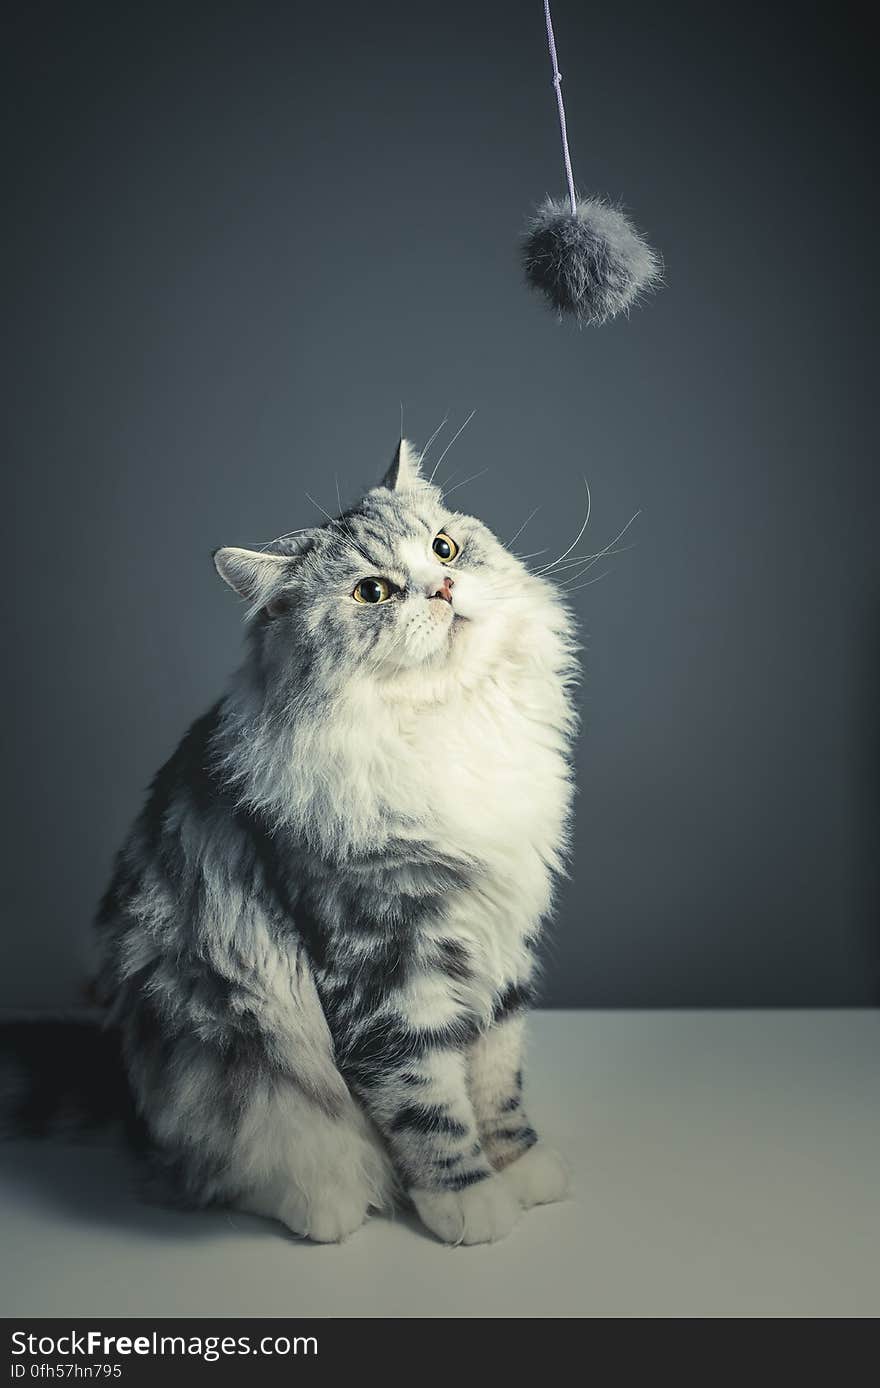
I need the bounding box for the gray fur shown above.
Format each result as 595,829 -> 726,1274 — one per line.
13,441 -> 579,1242
523,195 -> 661,324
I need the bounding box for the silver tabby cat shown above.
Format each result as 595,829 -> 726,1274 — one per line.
95,439 -> 577,1244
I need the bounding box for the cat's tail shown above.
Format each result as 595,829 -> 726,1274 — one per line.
0,1012 -> 136,1140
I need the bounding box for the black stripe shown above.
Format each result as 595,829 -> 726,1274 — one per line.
434,1152 -> 464,1169
490,1123 -> 538,1147
390,1104 -> 468,1138
440,1168 -> 490,1192
340,1013 -> 480,1088
435,938 -> 472,982
492,980 -> 535,1024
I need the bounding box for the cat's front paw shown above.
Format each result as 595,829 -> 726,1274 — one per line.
502,1144 -> 569,1209
412,1175 -> 520,1245
276,1184 -> 370,1244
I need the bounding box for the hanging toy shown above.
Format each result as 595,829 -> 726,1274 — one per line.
523,1 -> 661,325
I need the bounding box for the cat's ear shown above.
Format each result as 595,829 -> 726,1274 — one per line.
213,547 -> 294,604
382,437 -> 422,492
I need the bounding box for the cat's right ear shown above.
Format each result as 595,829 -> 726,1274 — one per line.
213,547 -> 294,605
382,438 -> 422,491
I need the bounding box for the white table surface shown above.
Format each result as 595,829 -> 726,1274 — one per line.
1,1009 -> 878,1319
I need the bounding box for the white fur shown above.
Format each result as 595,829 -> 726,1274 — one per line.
413,1176 -> 521,1246
503,1145 -> 570,1208
235,1086 -> 395,1242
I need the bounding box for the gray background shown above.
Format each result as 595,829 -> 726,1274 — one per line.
2,0 -> 877,1008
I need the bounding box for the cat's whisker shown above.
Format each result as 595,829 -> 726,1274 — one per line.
542,554 -> 599,573
564,569 -> 612,593
539,509 -> 641,578
428,409 -> 476,485
442,467 -> 489,499
305,491 -> 342,530
534,479 -> 593,575
542,546 -> 614,572
544,539 -> 639,579
507,506 -> 542,548
438,467 -> 461,493
420,415 -> 448,462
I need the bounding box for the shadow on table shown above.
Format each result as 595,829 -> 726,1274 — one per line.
857,606 -> 880,1003
0,1135 -> 417,1244
0,1136 -> 230,1241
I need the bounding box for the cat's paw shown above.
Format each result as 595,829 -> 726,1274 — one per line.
412,1175 -> 520,1245
502,1144 -> 570,1209
277,1184 -> 370,1243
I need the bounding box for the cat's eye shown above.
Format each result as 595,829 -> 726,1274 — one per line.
353,577 -> 393,604
432,532 -> 459,563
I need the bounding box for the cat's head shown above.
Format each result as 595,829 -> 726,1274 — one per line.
214,439 -> 564,694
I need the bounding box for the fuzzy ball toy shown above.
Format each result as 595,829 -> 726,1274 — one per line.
523,2 -> 661,325
523,195 -> 661,325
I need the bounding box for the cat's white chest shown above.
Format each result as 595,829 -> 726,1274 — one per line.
394,670 -> 572,941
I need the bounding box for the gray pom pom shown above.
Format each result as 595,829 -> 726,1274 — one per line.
523,195 -> 661,325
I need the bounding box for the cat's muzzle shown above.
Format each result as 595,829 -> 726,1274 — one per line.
428,577 -> 454,605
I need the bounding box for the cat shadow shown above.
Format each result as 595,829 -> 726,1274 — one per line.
0,1136 -> 231,1243
857,604 -> 880,1002
0,1136 -> 419,1246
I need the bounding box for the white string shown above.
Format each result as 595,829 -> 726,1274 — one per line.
544,0 -> 577,214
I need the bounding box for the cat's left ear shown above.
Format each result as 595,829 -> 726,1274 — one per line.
213,547 -> 295,604
382,438 -> 422,492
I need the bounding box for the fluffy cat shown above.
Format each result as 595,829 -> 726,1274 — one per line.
16,439 -> 579,1245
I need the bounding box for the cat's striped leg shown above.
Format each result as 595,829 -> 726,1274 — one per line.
469,1008 -> 538,1170
341,1013 -> 520,1245
468,993 -> 569,1210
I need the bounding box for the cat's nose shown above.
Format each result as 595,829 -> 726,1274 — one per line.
429,576 -> 454,604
